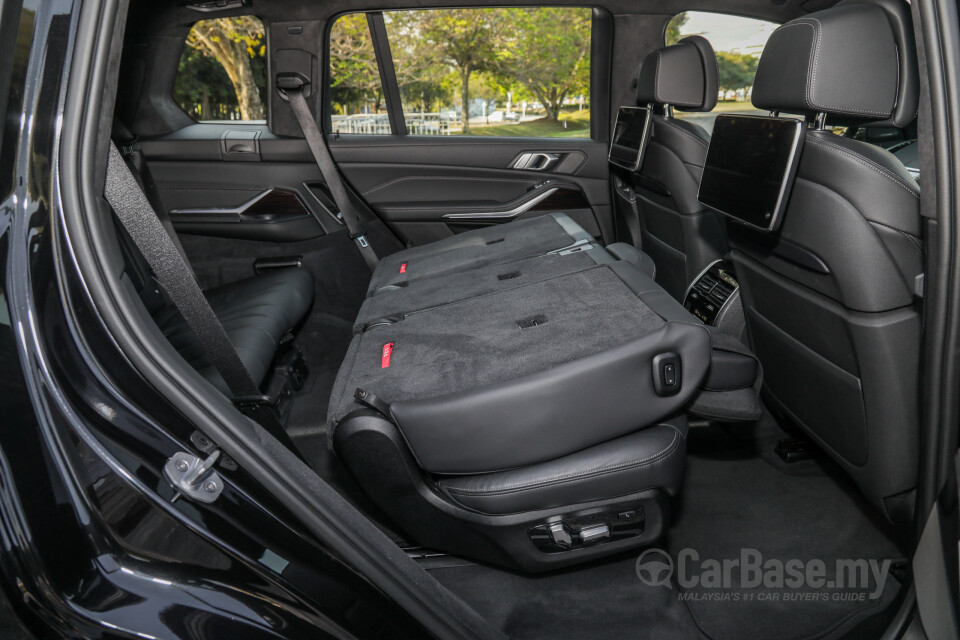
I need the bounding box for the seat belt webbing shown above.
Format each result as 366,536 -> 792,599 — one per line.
105,143 -> 262,399
281,81 -> 380,271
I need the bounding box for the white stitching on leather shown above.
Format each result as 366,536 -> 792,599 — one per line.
870,219 -> 924,257
806,138 -> 920,199
804,17 -> 891,117
763,19 -> 891,118
444,431 -> 680,497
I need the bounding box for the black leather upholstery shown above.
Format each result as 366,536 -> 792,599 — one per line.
729,0 -> 921,519
630,37 -> 728,301
753,0 -> 918,127
112,139 -> 316,397
636,36 -> 718,112
438,419 -> 687,514
154,269 -> 315,394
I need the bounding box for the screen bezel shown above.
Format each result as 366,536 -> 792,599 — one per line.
697,114 -> 806,233
608,106 -> 653,172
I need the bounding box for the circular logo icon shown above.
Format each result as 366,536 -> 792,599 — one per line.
635,548 -> 674,589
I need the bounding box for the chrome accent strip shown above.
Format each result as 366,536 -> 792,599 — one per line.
170,189 -> 273,217
442,187 -> 559,220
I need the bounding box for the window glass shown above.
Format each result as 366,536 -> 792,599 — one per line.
372,7 -> 592,137
173,16 -> 267,122
329,13 -> 390,134
327,8 -> 592,137
665,12 -> 778,135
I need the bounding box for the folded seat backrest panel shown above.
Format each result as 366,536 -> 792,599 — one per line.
330,265 -> 712,473
357,249 -> 601,331
368,213 -> 592,292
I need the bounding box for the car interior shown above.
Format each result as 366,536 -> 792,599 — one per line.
89,0 -> 925,636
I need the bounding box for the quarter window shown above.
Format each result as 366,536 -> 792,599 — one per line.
173,16 -> 267,122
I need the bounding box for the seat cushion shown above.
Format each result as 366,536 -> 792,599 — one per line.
154,268 -> 314,394
438,419 -> 687,515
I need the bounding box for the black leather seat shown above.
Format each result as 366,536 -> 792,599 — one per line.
330,214 -> 761,571
726,0 -> 921,521
631,36 -> 727,301
153,269 -> 314,394
111,136 -> 316,397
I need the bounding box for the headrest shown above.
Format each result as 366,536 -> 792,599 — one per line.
636,36 -> 719,112
753,0 -> 918,127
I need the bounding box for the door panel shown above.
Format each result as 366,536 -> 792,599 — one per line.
329,136 -> 614,246
140,125 -> 615,248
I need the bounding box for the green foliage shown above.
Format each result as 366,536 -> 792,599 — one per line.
329,13 -> 383,115
381,7 -> 592,131
496,7 -> 591,121
715,51 -> 759,94
665,13 -> 689,46
173,16 -> 266,120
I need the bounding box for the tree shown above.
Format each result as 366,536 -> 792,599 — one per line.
384,11 -> 457,114
665,13 -> 689,46
417,9 -> 509,133
329,13 -> 383,115
715,51 -> 759,96
498,7 -> 591,121
183,17 -> 265,120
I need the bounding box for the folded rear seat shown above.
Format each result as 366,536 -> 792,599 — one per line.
367,212 -> 594,293
330,215 -> 761,572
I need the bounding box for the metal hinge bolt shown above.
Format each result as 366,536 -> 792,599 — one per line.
164,450 -> 225,504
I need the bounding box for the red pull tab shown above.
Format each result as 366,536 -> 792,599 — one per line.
381,342 -> 394,368
399,263 -> 408,274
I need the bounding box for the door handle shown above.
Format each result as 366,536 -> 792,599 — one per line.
512,152 -> 560,171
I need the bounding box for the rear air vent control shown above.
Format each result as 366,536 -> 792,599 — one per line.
683,260 -> 740,326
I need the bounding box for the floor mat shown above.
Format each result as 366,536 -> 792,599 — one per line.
665,423 -> 905,640
428,419 -> 905,640
428,553 -> 706,640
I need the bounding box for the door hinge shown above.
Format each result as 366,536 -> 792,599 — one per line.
164,450 -> 224,504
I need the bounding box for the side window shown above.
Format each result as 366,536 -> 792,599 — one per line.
173,16 -> 267,122
327,7 -> 593,138
329,14 -> 389,134
665,12 -> 777,134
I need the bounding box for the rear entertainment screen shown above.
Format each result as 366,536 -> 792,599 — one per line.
698,115 -> 805,232
608,106 -> 652,171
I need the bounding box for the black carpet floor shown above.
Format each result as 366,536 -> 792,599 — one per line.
429,418 -> 906,640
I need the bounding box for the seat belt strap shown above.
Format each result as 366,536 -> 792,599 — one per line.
105,143 -> 304,455
106,143 -> 262,399
279,76 -> 379,271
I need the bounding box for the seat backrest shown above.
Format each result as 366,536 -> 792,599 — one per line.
727,0 -> 921,521
631,36 -> 726,300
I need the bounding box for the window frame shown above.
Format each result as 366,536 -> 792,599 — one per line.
323,6 -> 609,142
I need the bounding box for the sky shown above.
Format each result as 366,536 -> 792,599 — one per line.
678,12 -> 779,55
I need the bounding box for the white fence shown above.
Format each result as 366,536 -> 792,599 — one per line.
331,113 -> 455,135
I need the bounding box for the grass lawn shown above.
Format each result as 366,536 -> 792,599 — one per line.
467,109 -> 591,138
712,100 -> 760,113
